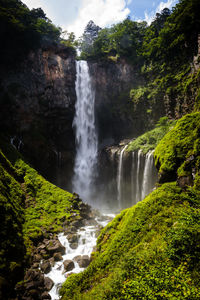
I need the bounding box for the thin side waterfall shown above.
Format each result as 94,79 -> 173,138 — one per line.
72,60 -> 98,203
133,150 -> 157,204
131,151 -> 135,204
117,145 -> 128,209
141,150 -> 155,200
136,149 -> 143,202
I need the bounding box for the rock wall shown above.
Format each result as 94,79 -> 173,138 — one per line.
88,59 -> 146,147
0,44 -> 76,190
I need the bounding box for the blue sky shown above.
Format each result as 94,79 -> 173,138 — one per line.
23,0 -> 178,38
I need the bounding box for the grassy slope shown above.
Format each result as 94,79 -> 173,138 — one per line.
60,112 -> 200,300
155,112 -> 200,186
127,117 -> 176,154
0,138 -> 80,296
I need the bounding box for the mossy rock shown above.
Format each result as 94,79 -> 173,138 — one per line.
154,112 -> 200,187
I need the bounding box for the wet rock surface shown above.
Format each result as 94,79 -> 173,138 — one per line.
0,44 -> 76,188
74,255 -> 91,268
14,199 -> 110,300
63,260 -> 75,272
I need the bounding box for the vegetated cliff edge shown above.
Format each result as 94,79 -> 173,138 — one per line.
60,112 -> 200,299
0,136 -> 91,299
0,43 -> 76,189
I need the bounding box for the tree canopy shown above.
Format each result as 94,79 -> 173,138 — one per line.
0,0 -> 62,64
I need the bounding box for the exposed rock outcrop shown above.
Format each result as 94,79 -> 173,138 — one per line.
0,43 -> 76,189
89,59 -> 145,146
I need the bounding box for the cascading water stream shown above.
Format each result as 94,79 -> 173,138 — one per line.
72,60 -> 98,203
141,150 -> 155,200
117,148 -> 157,209
117,145 -> 128,210
135,149 -> 157,203
136,149 -> 143,202
46,216 -> 113,300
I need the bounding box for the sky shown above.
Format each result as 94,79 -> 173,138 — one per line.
22,0 -> 179,38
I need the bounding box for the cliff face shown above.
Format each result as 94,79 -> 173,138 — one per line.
88,59 -> 146,147
0,44 -> 76,189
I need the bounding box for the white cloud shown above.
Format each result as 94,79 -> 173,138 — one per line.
22,0 -> 50,14
23,0 -> 130,38
66,0 -> 130,38
144,0 -> 176,25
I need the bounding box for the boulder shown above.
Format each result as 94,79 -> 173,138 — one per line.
63,260 -> 75,272
32,263 -> 39,269
33,254 -> 42,262
40,261 -> 51,274
53,252 -> 63,261
177,176 -> 193,188
70,242 -> 78,249
44,277 -> 54,291
67,233 -> 79,244
74,255 -> 90,268
41,291 -> 51,299
46,240 -> 65,255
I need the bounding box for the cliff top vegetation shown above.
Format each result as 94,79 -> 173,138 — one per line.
0,0 -> 76,65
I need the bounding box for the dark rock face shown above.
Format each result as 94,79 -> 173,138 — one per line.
88,59 -> 146,146
16,269 -> 51,300
0,44 -> 76,190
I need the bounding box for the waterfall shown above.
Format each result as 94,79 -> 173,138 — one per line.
136,149 -> 143,203
131,151 -> 135,204
132,150 -> 157,204
117,145 -> 128,210
141,150 -> 155,200
72,61 -> 98,203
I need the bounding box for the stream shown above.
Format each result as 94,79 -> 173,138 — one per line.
46,215 -> 113,300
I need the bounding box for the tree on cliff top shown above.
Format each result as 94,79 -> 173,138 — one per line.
0,0 -> 62,65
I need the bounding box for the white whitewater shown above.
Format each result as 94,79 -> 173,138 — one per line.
131,151 -> 135,203
117,145 -> 128,210
136,149 -> 143,202
116,147 -> 157,208
47,226 -> 96,300
141,150 -> 155,200
72,60 -> 98,203
134,150 -> 156,203
46,216 -> 113,300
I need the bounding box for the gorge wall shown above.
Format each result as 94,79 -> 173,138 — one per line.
89,59 -> 147,146
0,40 -> 199,195
0,43 -> 76,189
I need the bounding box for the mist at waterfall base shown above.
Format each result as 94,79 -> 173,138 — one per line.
72,60 -> 157,213
97,147 -> 158,213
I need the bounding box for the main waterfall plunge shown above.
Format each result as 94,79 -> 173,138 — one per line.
72,60 -> 157,212
72,61 -> 98,204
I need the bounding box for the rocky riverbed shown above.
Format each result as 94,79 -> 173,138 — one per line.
16,200 -> 113,300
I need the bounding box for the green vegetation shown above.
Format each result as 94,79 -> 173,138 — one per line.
0,0 -> 76,65
0,149 -> 25,298
155,112 -> 200,186
60,181 -> 200,299
0,138 -> 81,297
80,0 -> 200,116
80,18 -> 146,64
60,112 -> 200,300
127,117 -> 176,154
